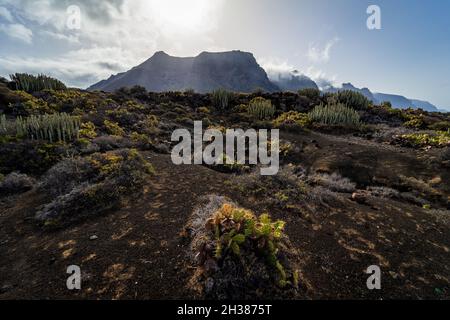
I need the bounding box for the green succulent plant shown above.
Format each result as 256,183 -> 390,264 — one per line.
309,102 -> 361,128
9,73 -> 67,93
247,97 -> 275,120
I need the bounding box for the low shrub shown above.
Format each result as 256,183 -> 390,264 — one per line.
429,121 -> 450,132
397,131 -> 450,148
0,172 -> 35,196
36,149 -> 154,228
273,111 -> 311,131
92,135 -> 131,151
403,115 -> 426,129
308,173 -> 356,193
79,122 -> 97,139
103,119 -> 125,136
0,140 -> 68,176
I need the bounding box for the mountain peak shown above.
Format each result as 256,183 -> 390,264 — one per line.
88,50 -> 278,93
153,51 -> 170,57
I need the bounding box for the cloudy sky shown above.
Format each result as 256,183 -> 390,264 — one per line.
0,0 -> 449,109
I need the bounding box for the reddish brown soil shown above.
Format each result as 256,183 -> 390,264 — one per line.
0,133 -> 449,300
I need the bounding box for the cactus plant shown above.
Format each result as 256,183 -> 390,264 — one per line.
12,113 -> 80,142
309,103 -> 361,128
9,73 -> 67,93
247,97 -> 275,120
212,89 -> 234,111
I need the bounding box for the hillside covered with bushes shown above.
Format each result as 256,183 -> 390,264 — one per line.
0,74 -> 449,299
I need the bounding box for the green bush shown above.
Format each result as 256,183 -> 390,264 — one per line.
330,90 -> 370,110
103,120 -> 125,136
273,111 -> 311,131
79,122 -> 97,139
403,114 -> 426,129
429,121 -> 450,132
247,97 -> 275,120
309,103 -> 361,128
9,73 -> 67,93
212,89 -> 234,111
398,131 -> 450,148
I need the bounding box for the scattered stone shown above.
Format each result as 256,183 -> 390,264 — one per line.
351,190 -> 370,204
89,235 -> 98,241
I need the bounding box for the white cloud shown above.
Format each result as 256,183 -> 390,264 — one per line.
258,57 -> 296,81
0,46 -> 136,87
307,37 -> 340,63
41,30 -> 80,44
259,57 -> 339,89
0,23 -> 33,43
0,6 -> 13,22
0,0 -> 226,86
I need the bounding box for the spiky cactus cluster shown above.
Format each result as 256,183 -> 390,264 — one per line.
309,103 -> 361,127
247,97 -> 275,120
9,73 -> 67,93
14,113 -> 81,142
331,90 -> 370,110
212,89 -> 234,110
0,114 -> 7,135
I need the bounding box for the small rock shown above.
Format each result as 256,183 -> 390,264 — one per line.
351,190 -> 370,204
89,235 -> 98,241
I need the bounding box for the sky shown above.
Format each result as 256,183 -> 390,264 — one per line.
0,0 -> 449,110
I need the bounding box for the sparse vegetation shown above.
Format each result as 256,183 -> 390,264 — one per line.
0,172 -> 35,196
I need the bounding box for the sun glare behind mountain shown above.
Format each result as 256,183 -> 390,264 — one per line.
144,0 -> 217,32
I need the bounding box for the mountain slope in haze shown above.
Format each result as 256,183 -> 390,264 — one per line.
373,93 -> 414,109
323,82 -> 439,112
323,83 -> 379,103
410,99 -> 439,112
88,51 -> 278,93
